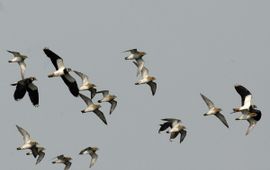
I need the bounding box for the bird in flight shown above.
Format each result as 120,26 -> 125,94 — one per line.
43,48 -> 79,97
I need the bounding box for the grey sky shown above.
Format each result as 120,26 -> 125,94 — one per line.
1,0 -> 269,169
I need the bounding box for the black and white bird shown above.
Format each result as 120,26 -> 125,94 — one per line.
74,70 -> 97,99
7,50 -> 27,79
96,90 -> 117,114
43,48 -> 79,97
233,84 -> 262,135
26,145 -> 45,165
11,77 -> 39,107
52,154 -> 72,170
79,147 -> 99,168
79,93 -> 107,125
235,105 -> 262,135
133,62 -> 157,96
200,93 -> 229,128
159,118 -> 187,143
232,85 -> 254,114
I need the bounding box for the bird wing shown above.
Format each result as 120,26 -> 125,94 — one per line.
123,49 -> 137,53
135,58 -> 144,76
96,90 -> 109,97
132,61 -> 145,78
64,161 -> 72,170
161,118 -> 181,122
7,50 -> 20,56
79,147 -> 90,155
132,61 -> 139,67
170,131 -> 179,140
141,66 -> 150,78
158,122 -> 172,133
180,130 -> 187,143
89,88 -> 97,99
79,93 -> 93,105
246,119 -> 257,136
30,145 -> 39,158
61,73 -> 79,97
109,100 -> 117,114
16,125 -> 31,143
147,81 -> 157,96
200,93 -> 215,109
234,85 -> 252,106
89,152 -> 98,168
13,81 -> 27,101
36,151 -> 45,164
26,83 -> 39,107
43,48 -> 64,69
74,70 -> 89,84
19,62 -> 26,79
215,112 -> 229,128
93,109 -> 107,125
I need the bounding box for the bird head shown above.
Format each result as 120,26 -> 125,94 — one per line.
30,77 -> 37,82
140,51 -> 146,56
64,68 -> 72,74
150,76 -> 156,81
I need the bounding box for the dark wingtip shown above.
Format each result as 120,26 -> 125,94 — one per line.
103,119 -> 108,125
43,47 -> 50,52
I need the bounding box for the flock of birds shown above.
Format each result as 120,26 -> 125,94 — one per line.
8,48 -> 262,169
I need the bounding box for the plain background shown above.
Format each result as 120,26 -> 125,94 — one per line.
0,0 -> 269,169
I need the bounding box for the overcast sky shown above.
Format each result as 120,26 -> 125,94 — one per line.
1,0 -> 270,170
